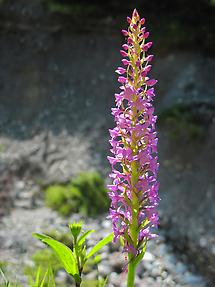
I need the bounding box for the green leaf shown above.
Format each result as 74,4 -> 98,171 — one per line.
35,266 -> 41,286
47,266 -> 56,287
97,276 -> 108,287
0,268 -> 11,286
86,233 -> 113,259
33,233 -> 79,278
77,230 -> 94,246
39,269 -> 48,287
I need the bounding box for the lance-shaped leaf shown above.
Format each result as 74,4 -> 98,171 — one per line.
86,233 -> 113,259
33,233 -> 79,279
39,268 -> 48,287
77,229 -> 94,247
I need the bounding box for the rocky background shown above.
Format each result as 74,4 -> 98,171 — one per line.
0,0 -> 215,286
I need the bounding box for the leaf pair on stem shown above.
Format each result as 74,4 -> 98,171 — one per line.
33,222 -> 113,287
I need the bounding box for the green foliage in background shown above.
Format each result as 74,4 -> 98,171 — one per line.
158,104 -> 207,141
0,262 -> 7,273
0,144 -> 5,153
24,249 -> 62,281
28,266 -> 56,287
45,172 -> 109,217
0,268 -> 21,287
1,266 -> 56,287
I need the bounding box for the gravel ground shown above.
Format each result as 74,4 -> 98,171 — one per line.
0,206 -> 210,287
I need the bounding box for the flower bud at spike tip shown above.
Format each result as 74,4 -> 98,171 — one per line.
132,8 -> 139,19
107,8 -> 159,267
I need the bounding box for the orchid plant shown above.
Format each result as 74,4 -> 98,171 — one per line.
107,9 -> 159,286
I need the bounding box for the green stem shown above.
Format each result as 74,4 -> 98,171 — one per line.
127,254 -> 136,287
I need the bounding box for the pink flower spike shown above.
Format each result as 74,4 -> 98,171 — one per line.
115,67 -> 126,75
122,44 -> 129,50
121,29 -> 128,36
118,76 -> 128,84
120,50 -> 128,57
108,8 -> 159,263
146,79 -> 157,86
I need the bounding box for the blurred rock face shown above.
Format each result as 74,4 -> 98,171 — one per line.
0,0 -> 215,283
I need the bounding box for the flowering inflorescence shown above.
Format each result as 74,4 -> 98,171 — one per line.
107,9 -> 160,258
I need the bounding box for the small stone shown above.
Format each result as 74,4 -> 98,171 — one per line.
143,251 -> 155,262
13,199 -> 31,209
181,272 -> 204,285
109,272 -> 121,287
16,181 -> 25,190
156,243 -> 168,257
161,271 -> 168,279
141,261 -> 153,272
151,266 -> 163,278
55,270 -> 67,284
101,219 -> 111,229
109,252 -> 125,272
84,270 -> 97,280
164,260 -> 176,273
199,236 -> 207,247
98,261 -> 112,277
164,254 -> 177,264
175,261 -> 187,274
